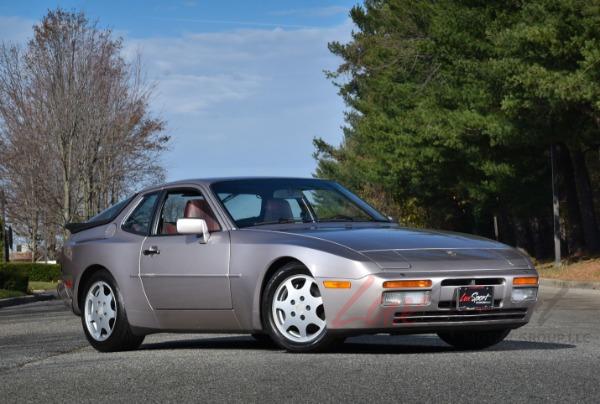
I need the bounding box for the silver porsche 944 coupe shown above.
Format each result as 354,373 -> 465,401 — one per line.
59,177 -> 539,352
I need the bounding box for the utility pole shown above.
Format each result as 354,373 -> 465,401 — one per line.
493,215 -> 499,241
0,187 -> 7,263
550,144 -> 561,267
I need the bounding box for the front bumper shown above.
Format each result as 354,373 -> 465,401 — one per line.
318,270 -> 537,333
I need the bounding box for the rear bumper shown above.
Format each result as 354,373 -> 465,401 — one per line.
318,270 -> 537,332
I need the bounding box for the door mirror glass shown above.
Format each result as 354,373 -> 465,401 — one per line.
177,218 -> 210,243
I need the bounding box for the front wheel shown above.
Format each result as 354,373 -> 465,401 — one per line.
262,262 -> 337,352
437,329 -> 510,350
81,270 -> 145,352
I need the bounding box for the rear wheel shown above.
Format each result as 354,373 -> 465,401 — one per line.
81,270 -> 144,352
262,262 -> 337,352
437,329 -> 510,350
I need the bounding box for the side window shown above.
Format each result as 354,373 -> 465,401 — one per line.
157,190 -> 221,235
122,193 -> 159,235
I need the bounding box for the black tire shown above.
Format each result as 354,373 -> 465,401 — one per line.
437,329 -> 510,350
261,262 -> 337,352
80,270 -> 145,352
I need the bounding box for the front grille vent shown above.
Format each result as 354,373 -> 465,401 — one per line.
438,299 -> 502,309
393,308 -> 527,324
441,278 -> 504,286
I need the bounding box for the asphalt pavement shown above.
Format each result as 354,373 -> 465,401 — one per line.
0,285 -> 599,403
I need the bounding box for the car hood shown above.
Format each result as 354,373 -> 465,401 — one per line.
279,226 -> 532,271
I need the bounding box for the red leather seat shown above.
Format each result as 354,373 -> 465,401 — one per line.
263,199 -> 293,222
162,222 -> 177,235
184,199 -> 221,232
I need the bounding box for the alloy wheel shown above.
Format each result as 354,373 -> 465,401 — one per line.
84,281 -> 117,342
271,274 -> 326,343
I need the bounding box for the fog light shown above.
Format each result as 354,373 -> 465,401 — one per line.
511,287 -> 538,303
382,291 -> 431,306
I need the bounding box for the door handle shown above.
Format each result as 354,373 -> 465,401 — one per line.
143,246 -> 160,256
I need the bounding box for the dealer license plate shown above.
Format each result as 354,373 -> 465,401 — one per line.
456,286 -> 494,310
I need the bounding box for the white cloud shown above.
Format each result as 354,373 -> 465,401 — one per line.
157,73 -> 263,114
144,17 -> 314,29
270,6 -> 349,18
125,21 -> 353,179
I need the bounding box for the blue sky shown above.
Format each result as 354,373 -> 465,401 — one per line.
0,1 -> 358,181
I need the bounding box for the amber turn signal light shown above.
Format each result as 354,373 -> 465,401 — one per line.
323,280 -> 351,289
383,279 -> 432,289
513,276 -> 539,286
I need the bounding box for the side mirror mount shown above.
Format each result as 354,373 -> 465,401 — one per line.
176,218 -> 210,243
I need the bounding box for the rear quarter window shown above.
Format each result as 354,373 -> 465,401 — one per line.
88,197 -> 134,223
122,193 -> 159,235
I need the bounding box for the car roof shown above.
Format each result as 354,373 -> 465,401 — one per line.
137,176 -> 333,194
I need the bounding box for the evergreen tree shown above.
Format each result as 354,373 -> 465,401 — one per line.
315,0 -> 600,257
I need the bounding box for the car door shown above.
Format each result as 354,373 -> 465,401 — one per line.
139,187 -> 232,310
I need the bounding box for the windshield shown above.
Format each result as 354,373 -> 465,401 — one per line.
211,179 -> 389,228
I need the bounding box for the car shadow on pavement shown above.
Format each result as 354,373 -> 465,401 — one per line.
139,334 -> 575,353
140,336 -> 281,351
337,338 -> 575,354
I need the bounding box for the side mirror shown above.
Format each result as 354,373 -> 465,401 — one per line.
177,218 -> 210,243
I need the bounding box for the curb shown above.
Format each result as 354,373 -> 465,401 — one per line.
0,292 -> 56,309
540,278 -> 600,291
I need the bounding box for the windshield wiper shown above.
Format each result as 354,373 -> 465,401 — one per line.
317,214 -> 356,222
221,193 -> 238,204
251,218 -> 311,227
317,215 -> 390,223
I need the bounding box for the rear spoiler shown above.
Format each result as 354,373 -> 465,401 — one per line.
65,220 -> 111,234
64,193 -> 137,234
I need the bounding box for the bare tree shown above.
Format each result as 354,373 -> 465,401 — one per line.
0,9 -> 169,259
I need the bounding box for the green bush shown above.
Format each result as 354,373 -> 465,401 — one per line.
0,266 -> 29,293
27,263 -> 62,282
0,263 -> 61,283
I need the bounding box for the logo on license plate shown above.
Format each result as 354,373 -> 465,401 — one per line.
457,286 -> 494,309
459,291 -> 491,304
